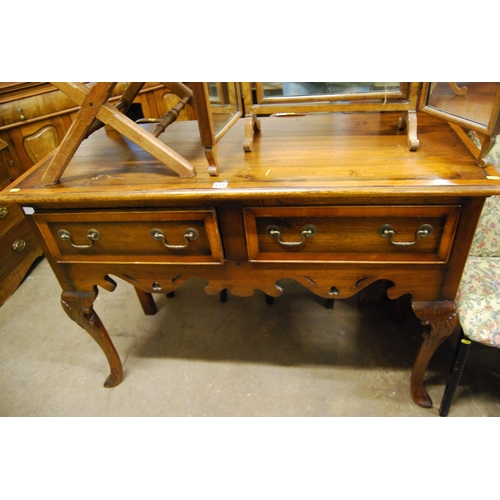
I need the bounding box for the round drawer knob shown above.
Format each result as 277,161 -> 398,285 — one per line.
0,207 -> 8,219
12,239 -> 27,252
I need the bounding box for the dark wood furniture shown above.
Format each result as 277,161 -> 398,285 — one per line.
0,136 -> 43,306
2,111 -> 499,409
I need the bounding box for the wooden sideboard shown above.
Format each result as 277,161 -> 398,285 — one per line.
2,111 -> 499,409
0,82 -> 195,305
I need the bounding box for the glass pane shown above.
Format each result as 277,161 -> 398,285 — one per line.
262,82 -> 401,97
427,82 -> 498,127
207,82 -> 240,133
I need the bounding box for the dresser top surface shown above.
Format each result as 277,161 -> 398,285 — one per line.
3,111 -> 500,207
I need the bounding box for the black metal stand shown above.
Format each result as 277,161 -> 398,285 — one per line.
439,329 -> 472,417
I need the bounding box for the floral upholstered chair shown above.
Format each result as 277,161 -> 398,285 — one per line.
439,138 -> 500,416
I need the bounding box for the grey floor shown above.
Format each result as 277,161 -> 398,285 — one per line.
1,257 -> 499,417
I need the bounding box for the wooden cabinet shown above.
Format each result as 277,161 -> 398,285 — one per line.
0,132 -> 43,305
0,82 -> 195,305
1,83 -> 76,172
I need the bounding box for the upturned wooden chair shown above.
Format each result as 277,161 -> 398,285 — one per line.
439,191 -> 500,416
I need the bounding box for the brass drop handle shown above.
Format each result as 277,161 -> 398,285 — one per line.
265,224 -> 317,247
0,207 -> 8,219
150,228 -> 199,249
58,229 -> 101,248
17,108 -> 26,120
378,223 -> 433,246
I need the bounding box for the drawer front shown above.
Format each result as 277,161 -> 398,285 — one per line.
0,91 -> 75,127
0,218 -> 40,283
33,209 -> 224,264
0,203 -> 24,236
243,206 -> 461,263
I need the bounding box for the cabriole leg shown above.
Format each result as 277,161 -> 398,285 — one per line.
61,290 -> 123,388
410,300 -> 458,408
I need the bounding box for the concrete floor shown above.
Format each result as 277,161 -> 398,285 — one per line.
1,257 -> 499,417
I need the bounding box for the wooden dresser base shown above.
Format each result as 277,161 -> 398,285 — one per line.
3,111 -> 500,410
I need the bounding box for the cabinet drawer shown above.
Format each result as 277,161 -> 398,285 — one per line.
0,203 -> 24,236
33,209 -> 224,264
0,218 -> 40,284
0,90 -> 74,127
243,206 -> 461,263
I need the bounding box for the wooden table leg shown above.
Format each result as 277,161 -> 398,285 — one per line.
410,300 -> 458,408
61,289 -> 123,388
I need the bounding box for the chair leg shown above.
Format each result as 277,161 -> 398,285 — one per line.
264,294 -> 333,308
265,294 -> 274,305
392,295 -> 411,324
134,288 -> 158,315
439,329 -> 472,417
167,289 -> 226,301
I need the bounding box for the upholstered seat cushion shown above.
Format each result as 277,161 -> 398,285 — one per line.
469,195 -> 500,257
457,256 -> 500,348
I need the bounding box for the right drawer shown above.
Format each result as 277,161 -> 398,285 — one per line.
243,205 -> 461,263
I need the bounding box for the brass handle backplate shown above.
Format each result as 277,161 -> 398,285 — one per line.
265,224 -> 317,247
12,239 -> 26,252
58,229 -> 101,249
150,228 -> 199,249
0,207 -> 8,219
378,223 -> 433,246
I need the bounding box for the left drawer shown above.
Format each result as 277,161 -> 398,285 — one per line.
0,203 -> 24,235
33,209 -> 224,264
0,217 -> 40,283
